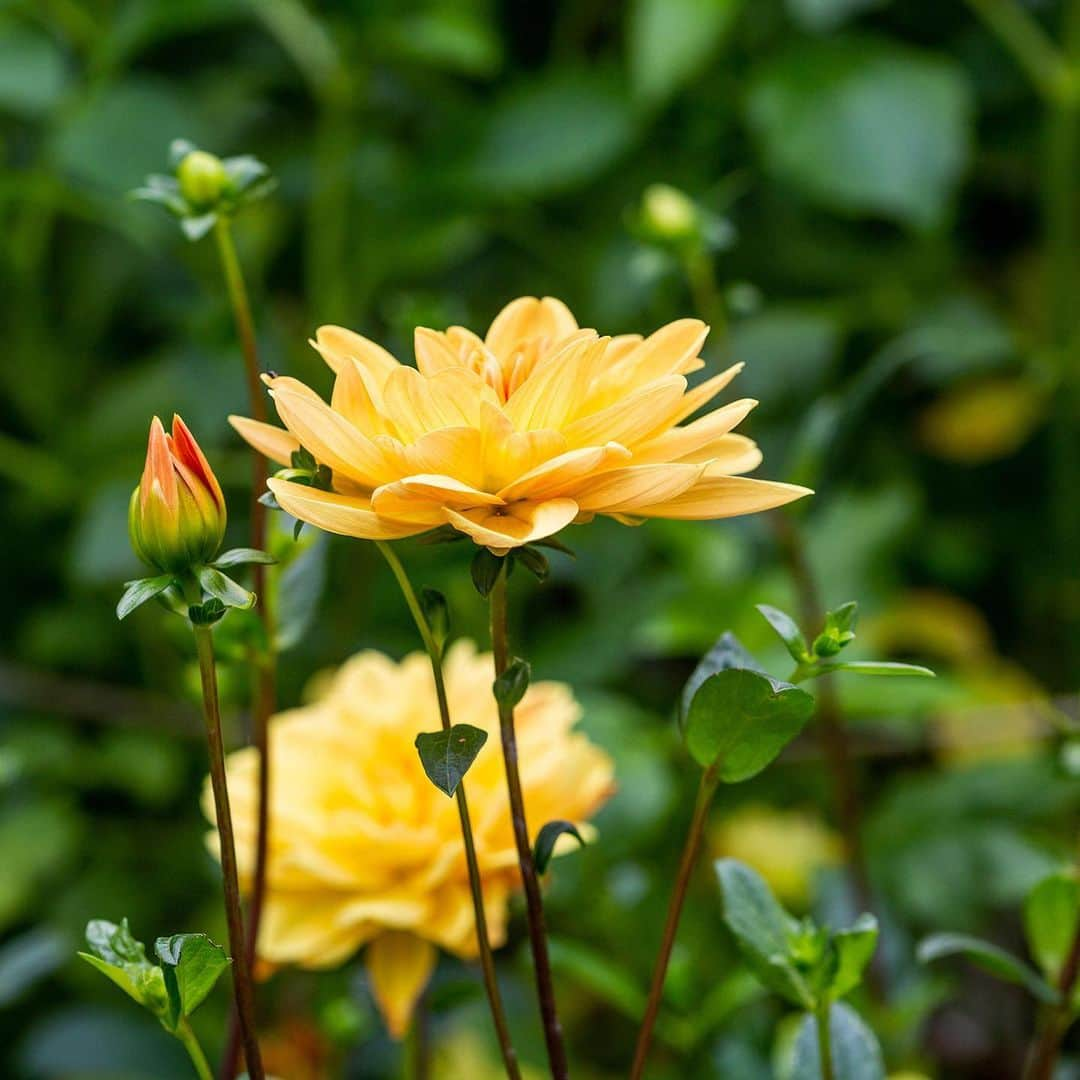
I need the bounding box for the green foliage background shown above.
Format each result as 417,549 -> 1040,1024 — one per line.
2,0 -> 1079,1076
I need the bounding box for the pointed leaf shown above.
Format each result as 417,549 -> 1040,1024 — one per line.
757,604 -> 810,663
830,914 -> 879,999
181,212 -> 217,241
420,587 -> 450,654
212,548 -> 276,568
493,659 -> 530,711
414,724 -> 488,797
685,668 -> 814,780
117,575 -> 174,620
470,549 -> 504,597
917,932 -> 1059,1004
534,820 -> 586,873
790,1002 -> 886,1080
812,661 -> 935,678
679,632 -> 764,729
154,934 -> 229,1021
197,566 -> 256,610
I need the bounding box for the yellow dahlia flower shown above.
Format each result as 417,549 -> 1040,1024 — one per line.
204,642 -> 614,1038
231,296 -> 809,550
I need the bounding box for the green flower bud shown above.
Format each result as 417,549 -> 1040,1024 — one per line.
641,183 -> 699,243
176,150 -> 228,210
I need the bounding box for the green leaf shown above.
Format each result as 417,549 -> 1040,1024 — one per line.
679,632 -> 764,730
514,546 -> 550,582
78,920 -> 170,1024
116,575 -> 174,620
715,859 -> 813,1008
532,536 -> 576,559
757,604 -> 810,663
188,598 -> 226,626
917,932 -> 1059,1004
414,724 -> 488,797
274,529 -> 327,651
830,914 -> 879,999
420,587 -> 451,654
0,25 -> 70,115
211,548 -> 276,568
534,820 -> 586,873
180,212 -> 217,241
628,0 -> 742,107
1024,871 -> 1080,984
197,566 -> 255,610
685,669 -> 814,780
811,661 -> 935,679
746,38 -> 972,228
470,549 -> 504,598
790,1003 -> 886,1080
493,659 -> 530,711
812,601 -> 858,657
154,934 -> 229,1023
85,919 -> 148,967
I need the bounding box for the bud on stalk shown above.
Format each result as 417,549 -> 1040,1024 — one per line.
129,416 -> 226,574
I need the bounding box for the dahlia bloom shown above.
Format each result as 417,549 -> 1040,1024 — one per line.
204,642 -> 614,1037
231,297 -> 810,550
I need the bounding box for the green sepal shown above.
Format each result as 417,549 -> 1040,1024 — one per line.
805,660 -> 935,679
117,574 -> 175,620
197,565 -> 256,610
188,598 -> 226,626
534,820 -> 586,873
212,548 -> 276,569
470,548 -> 504,597
493,658 -> 530,711
514,545 -> 550,582
414,724 -> 488,797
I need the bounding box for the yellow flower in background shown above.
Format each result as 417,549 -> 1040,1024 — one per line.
711,804 -> 842,909
232,296 -> 809,550
204,642 -> 614,1038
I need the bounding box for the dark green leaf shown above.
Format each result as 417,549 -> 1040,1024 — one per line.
756,604 -> 810,663
685,668 -> 814,779
917,932 -> 1059,1004
116,575 -> 174,621
197,566 -> 255,610
211,548 -> 276,568
493,659 -> 530,711
715,859 -> 812,1007
188,598 -> 226,626
532,536 -> 577,558
679,632 -> 764,730
515,546 -> 550,582
534,820 -> 586,873
154,934 -> 229,1022
470,549 -> 504,597
420,587 -> 450,653
790,1003 -> 886,1080
414,724 -> 488,797
1024,872 -> 1080,984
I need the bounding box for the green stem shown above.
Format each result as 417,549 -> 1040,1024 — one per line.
177,1020 -> 214,1080
630,762 -> 721,1080
1022,909 -> 1080,1079
682,248 -> 727,346
376,543 -> 522,1080
184,582 -> 265,1080
489,570 -> 569,1080
213,216 -> 276,1078
816,1004 -> 835,1080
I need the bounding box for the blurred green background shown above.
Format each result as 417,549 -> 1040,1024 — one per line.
3,0 -> 1079,1077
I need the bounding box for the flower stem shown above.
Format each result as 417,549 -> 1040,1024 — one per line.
376,542 -> 522,1080
1022,912 -> 1080,1079
213,216 -> 276,1078
186,583 -> 265,1080
177,1019 -> 214,1080
816,1003 -> 835,1080
630,761 -> 721,1080
488,570 -> 569,1080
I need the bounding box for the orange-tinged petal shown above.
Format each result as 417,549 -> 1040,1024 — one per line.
563,375 -> 687,449
311,325 -> 400,384
572,463 -> 705,512
229,415 -> 300,467
628,475 -> 812,519
371,475 -> 504,521
171,414 -> 225,512
444,498 -> 579,549
669,363 -> 744,425
381,366 -> 475,442
267,478 -> 428,540
503,333 -> 607,431
496,442 -> 631,502
366,932 -> 436,1039
631,398 -> 758,464
142,415 -> 178,512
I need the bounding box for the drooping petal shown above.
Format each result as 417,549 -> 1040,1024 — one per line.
668,363 -> 744,426
626,475 -> 812,519
496,442 -> 631,502
371,475 -> 504,521
444,498 -> 579,549
365,932 -> 437,1039
229,415 -> 301,467
268,478 -> 428,540
572,463 -> 705,512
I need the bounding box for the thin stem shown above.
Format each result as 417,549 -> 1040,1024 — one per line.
213,216 -> 276,1080
186,584 -> 265,1080
178,1020 -> 215,1080
816,1004 -> 835,1080
489,571 -> 569,1080
1023,912 -> 1080,1079
630,762 -> 721,1080
376,543 -> 522,1080
682,248 -> 727,345
404,995 -> 430,1080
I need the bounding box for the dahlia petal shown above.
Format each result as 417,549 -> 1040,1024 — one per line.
669,363 -> 745,425
563,375 -> 687,449
382,366 -> 475,442
631,398 -> 758,463
686,434 -> 763,475
485,296 -> 578,361
171,414 -> 225,511
257,893 -> 372,969
444,498 -> 579,549
311,325 -> 401,384
268,478 -> 428,539
331,358 -> 390,436
626,475 -> 812,519
573,463 -> 705,512
366,932 -> 437,1039
414,327 -> 462,376
372,475 -> 504,520
229,415 -> 301,467
496,442 -> 632,502
504,333 -> 607,431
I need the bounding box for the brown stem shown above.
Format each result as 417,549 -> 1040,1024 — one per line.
187,592 -> 265,1080
377,543 -> 522,1080
489,571 -> 569,1080
1023,917 -> 1080,1080
630,762 -> 720,1080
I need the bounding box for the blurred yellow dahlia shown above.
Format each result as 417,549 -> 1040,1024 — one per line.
204,641 -> 614,1037
232,296 -> 810,550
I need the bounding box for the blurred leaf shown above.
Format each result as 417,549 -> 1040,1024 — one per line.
746,38 -> 971,227
274,530 -> 327,651
786,0 -> 885,33
917,932 -> 1058,1003
789,1002 -> 886,1079
830,914 -> 878,999
493,658 -> 530,710
368,11 -> 502,77
0,929 -> 68,1008
0,800 -> 81,931
685,669 -> 814,779
414,725 -> 488,797
534,820 -> 586,873
1024,871 -> 1080,985
469,69 -> 636,196
212,548 -> 275,568
548,936 -> 645,1019
154,934 -> 229,1023
0,21 -> 70,115
628,0 -> 742,106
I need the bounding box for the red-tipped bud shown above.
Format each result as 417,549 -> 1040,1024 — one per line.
129,415 -> 227,573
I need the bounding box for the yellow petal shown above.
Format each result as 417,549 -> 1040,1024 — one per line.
331,358 -> 391,436
371,475 -> 504,520
228,415 -> 300,467
387,427 -> 487,489
484,296 -> 578,361
257,893 -> 373,969
573,463 -> 705,512
589,318 -> 707,407
631,398 -> 758,464
504,333 -> 607,431
311,325 -> 401,384
563,375 -> 687,449
669,363 -> 744,425
413,327 -> 462,376
627,475 -> 812,519
381,366 -> 475,442
445,498 -> 579,549
692,434 -> 763,475
267,478 -> 428,539
496,443 -> 632,502
366,932 -> 437,1040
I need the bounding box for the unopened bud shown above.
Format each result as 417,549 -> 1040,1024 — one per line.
176,150 -> 228,209
641,183 -> 699,243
